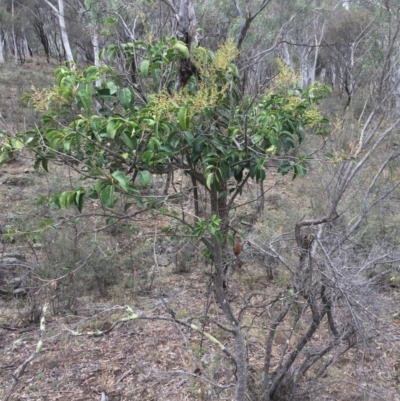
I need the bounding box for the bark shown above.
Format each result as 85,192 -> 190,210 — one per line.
32,19 -> 50,62
234,0 -> 273,50
0,31 -> 4,64
209,187 -> 247,401
11,0 -> 17,64
174,0 -> 198,90
261,301 -> 291,401
190,174 -> 200,217
92,30 -> 101,86
76,1 -> 101,83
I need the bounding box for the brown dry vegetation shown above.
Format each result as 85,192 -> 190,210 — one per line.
1,60 -> 400,401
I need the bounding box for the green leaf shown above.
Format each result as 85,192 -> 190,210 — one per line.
249,163 -> 258,179
63,138 -> 72,152
88,168 -> 104,177
141,150 -> 154,164
206,173 -> 214,190
136,197 -> 145,208
182,131 -> 194,143
178,107 -> 189,130
41,158 -> 49,172
100,185 -> 115,207
124,203 -> 133,212
106,45 -> 118,59
106,217 -> 117,225
94,179 -> 106,195
10,138 -> 24,149
84,66 -> 99,80
106,119 -> 118,139
105,16 -> 117,24
112,171 -> 130,192
214,231 -> 223,246
121,131 -> 136,150
75,190 -> 84,212
277,161 -> 292,176
296,164 -> 307,177
140,60 -> 150,77
137,170 -> 152,186
59,191 -> 69,209
106,81 -> 118,95
36,196 -> 47,206
173,42 -> 190,59
118,88 -> 133,109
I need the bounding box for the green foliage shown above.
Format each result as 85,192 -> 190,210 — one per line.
195,215 -> 223,245
0,36 -> 330,245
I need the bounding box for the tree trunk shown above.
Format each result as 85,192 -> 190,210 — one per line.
174,0 -> 198,90
209,187 -> 248,401
92,29 -> 101,86
0,30 -> 4,64
11,0 -> 17,65
44,0 -> 74,67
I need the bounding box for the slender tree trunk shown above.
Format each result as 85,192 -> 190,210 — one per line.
210,187 -> 248,401
92,29 -> 101,86
23,35 -> 31,58
44,0 -> 74,67
3,32 -> 9,61
57,0 -> 74,65
11,0 -> 17,65
190,175 -> 200,217
0,30 -> 4,64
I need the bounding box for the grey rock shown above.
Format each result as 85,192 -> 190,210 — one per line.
0,258 -> 21,269
2,252 -> 25,261
157,255 -> 170,266
13,287 -> 27,297
2,176 -> 34,187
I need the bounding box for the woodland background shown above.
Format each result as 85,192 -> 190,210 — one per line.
1,1 -> 400,400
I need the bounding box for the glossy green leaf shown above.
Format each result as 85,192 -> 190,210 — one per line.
137,170 -> 152,186
100,185 -> 115,207
84,66 -> 99,80
106,119 -> 118,139
140,60 -> 150,77
75,190 -> 84,212
118,88 -> 132,109
178,107 -> 189,130
10,138 -> 24,149
106,81 -> 117,95
41,158 -> 49,172
173,42 -> 190,59
112,171 -> 130,192
206,173 -> 214,190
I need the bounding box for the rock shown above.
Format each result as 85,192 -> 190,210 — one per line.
0,258 -> 21,269
8,277 -> 23,287
2,176 -> 34,187
0,288 -> 11,296
157,255 -> 170,266
2,252 -> 25,261
13,287 -> 27,297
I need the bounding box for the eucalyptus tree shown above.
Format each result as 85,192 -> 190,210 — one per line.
43,0 -> 74,65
